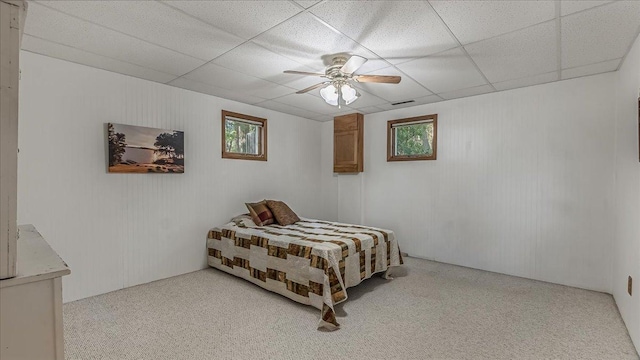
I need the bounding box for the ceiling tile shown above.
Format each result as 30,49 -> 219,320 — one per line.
466,21 -> 557,83
430,0 -> 556,45
256,100 -> 322,120
396,47 -> 487,93
493,71 -> 559,91
354,67 -> 433,102
351,58 -> 393,75
311,115 -> 334,122
273,93 -> 353,115
330,108 -> 361,117
293,1 -> 321,9
252,12 -> 382,70
561,1 -> 640,68
168,77 -> 266,104
19,0 -> 639,114
356,106 -> 386,115
302,115 -> 328,122
346,88 -> 388,109
162,1 -> 302,40
280,75 -> 330,92
412,95 -> 443,106
24,2 -> 205,76
36,1 -> 244,61
22,35 -> 177,84
561,58 -> 621,80
213,42 -> 314,85
310,1 -> 458,63
309,109 -> 363,121
413,94 -> 445,106
375,94 -> 443,110
281,56 -> 388,78
183,62 -> 295,99
560,0 -> 613,16
439,85 -> 494,100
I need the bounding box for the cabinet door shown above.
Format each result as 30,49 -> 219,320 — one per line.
334,113 -> 363,173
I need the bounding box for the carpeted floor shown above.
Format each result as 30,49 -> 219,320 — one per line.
64,257 -> 639,360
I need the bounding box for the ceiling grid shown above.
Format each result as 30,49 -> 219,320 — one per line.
21,0 -> 640,121
425,0 -> 497,93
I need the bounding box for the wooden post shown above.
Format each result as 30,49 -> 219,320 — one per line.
0,0 -> 26,280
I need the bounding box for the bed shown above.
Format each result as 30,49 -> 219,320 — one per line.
206,217 -> 403,330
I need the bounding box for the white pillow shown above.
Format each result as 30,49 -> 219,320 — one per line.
230,214 -> 257,228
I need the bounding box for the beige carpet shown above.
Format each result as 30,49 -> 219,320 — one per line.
64,257 -> 639,360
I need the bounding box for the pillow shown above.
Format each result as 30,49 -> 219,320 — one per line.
245,201 -> 275,226
265,200 -> 300,226
230,214 -> 257,228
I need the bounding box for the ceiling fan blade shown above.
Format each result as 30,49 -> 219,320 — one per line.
340,55 -> 368,74
284,70 -> 326,77
353,75 -> 401,84
296,82 -> 329,94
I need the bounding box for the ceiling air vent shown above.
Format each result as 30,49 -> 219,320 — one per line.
391,100 -> 415,106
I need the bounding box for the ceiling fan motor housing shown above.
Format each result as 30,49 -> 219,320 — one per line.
326,56 -> 350,79
283,54 -> 400,104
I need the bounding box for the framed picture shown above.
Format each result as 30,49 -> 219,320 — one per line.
107,123 -> 184,173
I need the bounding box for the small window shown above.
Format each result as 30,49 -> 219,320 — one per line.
387,114 -> 437,161
221,110 -> 267,161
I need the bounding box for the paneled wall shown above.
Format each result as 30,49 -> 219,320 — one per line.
18,48 -> 638,354
322,73 -> 617,292
17,52 -> 323,302
613,34 -> 640,352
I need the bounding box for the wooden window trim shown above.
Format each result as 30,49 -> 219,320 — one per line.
387,114 -> 437,162
221,110 -> 267,161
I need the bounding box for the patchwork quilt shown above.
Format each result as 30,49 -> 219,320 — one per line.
206,218 -> 403,330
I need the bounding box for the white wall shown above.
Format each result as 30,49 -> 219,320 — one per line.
613,34 -> 640,352
322,73 -> 618,293
17,47 -> 638,350
17,52 -> 323,302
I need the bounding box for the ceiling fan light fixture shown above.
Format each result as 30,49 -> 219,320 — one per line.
285,55 -> 399,108
341,84 -> 360,105
320,84 -> 338,106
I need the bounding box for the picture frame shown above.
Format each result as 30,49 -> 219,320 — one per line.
107,123 -> 184,173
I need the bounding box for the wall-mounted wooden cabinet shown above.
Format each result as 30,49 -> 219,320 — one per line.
334,113 -> 363,173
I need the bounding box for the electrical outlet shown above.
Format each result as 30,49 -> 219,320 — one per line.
628,276 -> 633,296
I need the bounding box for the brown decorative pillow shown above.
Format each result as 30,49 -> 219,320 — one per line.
266,200 -> 300,226
245,201 -> 275,226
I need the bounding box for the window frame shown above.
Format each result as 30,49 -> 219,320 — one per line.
387,114 -> 438,162
221,110 -> 267,161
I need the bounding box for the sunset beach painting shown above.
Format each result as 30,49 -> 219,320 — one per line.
107,123 -> 184,173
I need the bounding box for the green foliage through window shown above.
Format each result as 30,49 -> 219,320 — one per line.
387,114 -> 437,161
225,119 -> 260,155
221,111 -> 267,161
394,122 -> 434,156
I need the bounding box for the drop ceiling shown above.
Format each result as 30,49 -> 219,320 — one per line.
22,0 -> 640,122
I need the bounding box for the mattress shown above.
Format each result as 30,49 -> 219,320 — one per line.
206,218 -> 403,330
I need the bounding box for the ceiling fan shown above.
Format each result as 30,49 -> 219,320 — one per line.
283,55 -> 401,108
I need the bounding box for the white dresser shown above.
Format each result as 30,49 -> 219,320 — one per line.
0,225 -> 70,360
